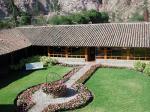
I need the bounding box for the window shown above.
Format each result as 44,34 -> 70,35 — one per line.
68,47 -> 85,55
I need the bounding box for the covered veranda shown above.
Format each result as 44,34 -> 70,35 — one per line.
95,47 -> 150,60
48,47 -> 150,62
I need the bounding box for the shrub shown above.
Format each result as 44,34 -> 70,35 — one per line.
0,19 -> 16,29
101,12 -> 109,23
51,58 -> 59,65
134,61 -> 146,72
48,15 -> 73,25
83,9 -> 102,23
18,12 -> 31,25
71,13 -> 90,24
143,63 -> 150,76
40,56 -> 52,67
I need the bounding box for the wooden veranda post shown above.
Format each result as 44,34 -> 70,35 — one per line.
104,48 -> 107,59
127,48 -> 130,60
85,47 -> 88,61
48,47 -> 50,56
65,47 -> 68,58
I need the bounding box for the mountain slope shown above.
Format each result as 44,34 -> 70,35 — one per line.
0,0 -> 149,22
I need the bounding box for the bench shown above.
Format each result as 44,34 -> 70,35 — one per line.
25,62 -> 44,70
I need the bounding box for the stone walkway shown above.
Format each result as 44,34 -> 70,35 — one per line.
65,62 -> 96,87
29,89 -> 78,112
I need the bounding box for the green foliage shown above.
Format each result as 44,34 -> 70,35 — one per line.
101,12 -> 109,23
0,3 -> 31,29
32,16 -> 47,25
129,12 -> 144,21
71,13 -> 90,24
40,56 -> 58,67
10,56 -> 58,71
134,61 -> 146,72
143,63 -> 150,76
48,10 -> 109,25
51,58 -> 59,65
18,12 -> 31,25
48,15 -> 72,25
83,10 -> 102,23
0,19 -> 16,29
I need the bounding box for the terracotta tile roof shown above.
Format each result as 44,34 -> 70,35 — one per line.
0,29 -> 31,55
18,23 -> 150,48
0,23 -> 150,55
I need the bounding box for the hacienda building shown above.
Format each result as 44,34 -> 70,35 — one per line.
0,23 -> 150,74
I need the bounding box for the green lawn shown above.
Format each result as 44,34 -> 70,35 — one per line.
76,68 -> 150,112
0,65 -> 72,112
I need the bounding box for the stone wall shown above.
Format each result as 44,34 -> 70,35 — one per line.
51,57 -> 86,65
96,59 -> 150,68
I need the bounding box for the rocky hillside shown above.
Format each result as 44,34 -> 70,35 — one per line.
0,0 -> 150,22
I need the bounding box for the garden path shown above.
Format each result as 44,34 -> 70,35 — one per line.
65,62 -> 97,87
29,89 -> 78,112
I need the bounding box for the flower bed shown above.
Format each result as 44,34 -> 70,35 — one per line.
16,85 -> 41,112
42,81 -> 67,97
15,80 -> 67,112
42,83 -> 93,112
15,64 -> 95,112
15,81 -> 93,112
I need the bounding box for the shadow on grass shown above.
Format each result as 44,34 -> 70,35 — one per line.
0,67 -> 48,89
0,70 -> 33,89
0,104 -> 15,112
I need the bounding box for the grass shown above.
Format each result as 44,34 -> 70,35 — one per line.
75,68 -> 150,112
1,67 -> 150,112
0,65 -> 72,112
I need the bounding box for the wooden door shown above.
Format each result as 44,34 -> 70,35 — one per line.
88,47 -> 95,61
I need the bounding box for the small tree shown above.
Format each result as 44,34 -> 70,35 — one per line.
71,13 -> 90,24
19,12 -> 31,25
0,19 -> 16,29
84,10 -> 102,23
101,12 -> 109,23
